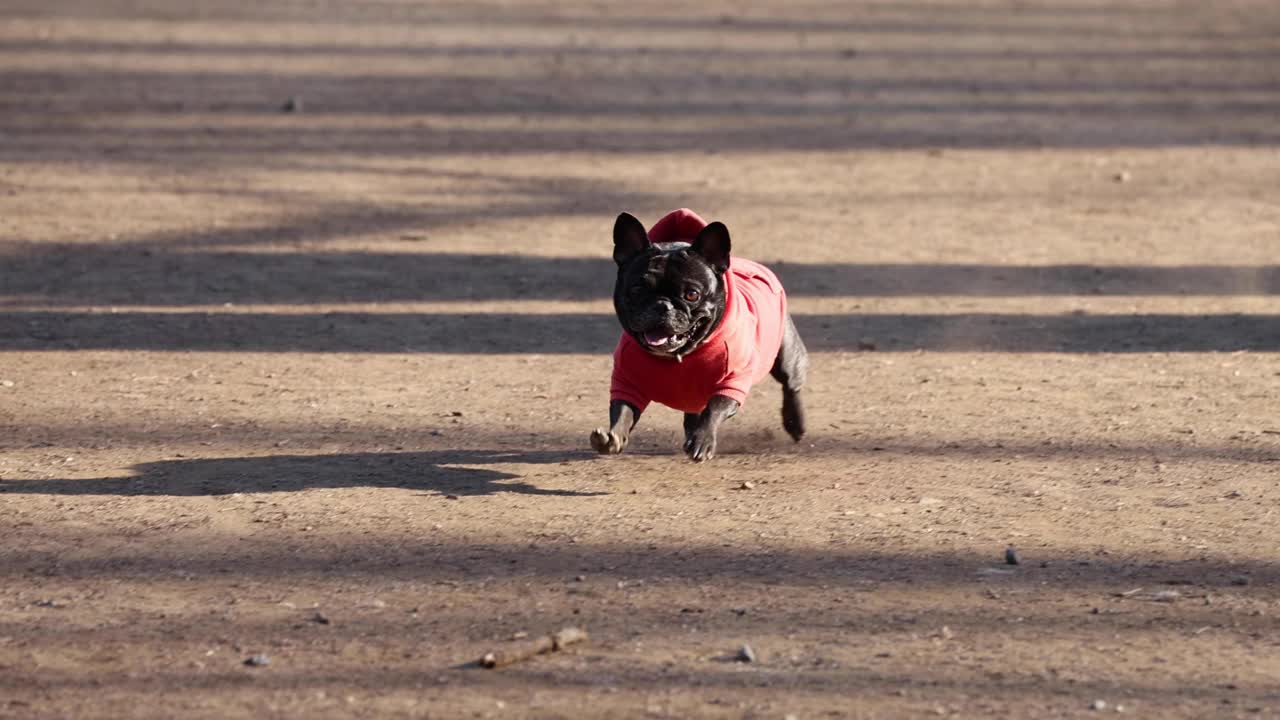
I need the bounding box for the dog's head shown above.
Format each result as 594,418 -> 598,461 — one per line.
610,212 -> 731,358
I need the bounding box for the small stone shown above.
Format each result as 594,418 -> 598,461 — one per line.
1151,590 -> 1181,602
0,380 -> 14,388
445,494 -> 459,500
1005,547 -> 1021,565
574,575 -> 586,582
1112,171 -> 1130,183
281,96 -> 303,112
738,481 -> 755,490
1091,699 -> 1107,711
312,612 -> 331,625
735,644 -> 757,663
856,338 -> 877,351
1230,575 -> 1250,586
244,654 -> 271,667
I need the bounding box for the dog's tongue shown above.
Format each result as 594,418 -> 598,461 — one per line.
643,330 -> 672,347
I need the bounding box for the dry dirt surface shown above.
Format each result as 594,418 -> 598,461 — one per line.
2,1 -> 1280,718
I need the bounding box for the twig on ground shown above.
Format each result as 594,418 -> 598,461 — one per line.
479,627 -> 588,669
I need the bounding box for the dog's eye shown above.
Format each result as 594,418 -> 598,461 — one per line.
682,289 -> 701,303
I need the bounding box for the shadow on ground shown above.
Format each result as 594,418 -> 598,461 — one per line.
5,307 -> 1280,353
4,434 -> 1277,499
3,523 -> 1277,592
5,244 -> 1280,305
0,449 -> 602,497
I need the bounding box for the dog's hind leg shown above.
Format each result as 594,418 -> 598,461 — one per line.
770,312 -> 809,442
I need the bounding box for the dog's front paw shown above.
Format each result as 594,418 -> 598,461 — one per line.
590,428 -> 627,455
683,428 -> 717,462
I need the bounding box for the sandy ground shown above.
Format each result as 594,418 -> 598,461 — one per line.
2,1 -> 1280,718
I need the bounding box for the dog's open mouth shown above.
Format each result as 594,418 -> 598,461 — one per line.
642,329 -> 688,351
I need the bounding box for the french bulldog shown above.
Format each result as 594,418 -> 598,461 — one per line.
590,208 -> 808,462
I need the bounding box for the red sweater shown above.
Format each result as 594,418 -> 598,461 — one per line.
610,209 -> 787,414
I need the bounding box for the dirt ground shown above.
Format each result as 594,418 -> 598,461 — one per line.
2,1 -> 1280,718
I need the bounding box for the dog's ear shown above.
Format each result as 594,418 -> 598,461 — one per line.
691,222 -> 731,274
613,212 -> 650,266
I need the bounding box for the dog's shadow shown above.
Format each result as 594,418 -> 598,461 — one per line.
0,449 -> 604,498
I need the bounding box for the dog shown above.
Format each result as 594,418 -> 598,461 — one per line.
590,208 -> 808,461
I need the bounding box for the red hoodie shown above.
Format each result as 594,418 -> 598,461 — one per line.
609,209 -> 787,414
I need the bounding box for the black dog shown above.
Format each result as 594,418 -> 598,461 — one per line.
590,209 -> 808,461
